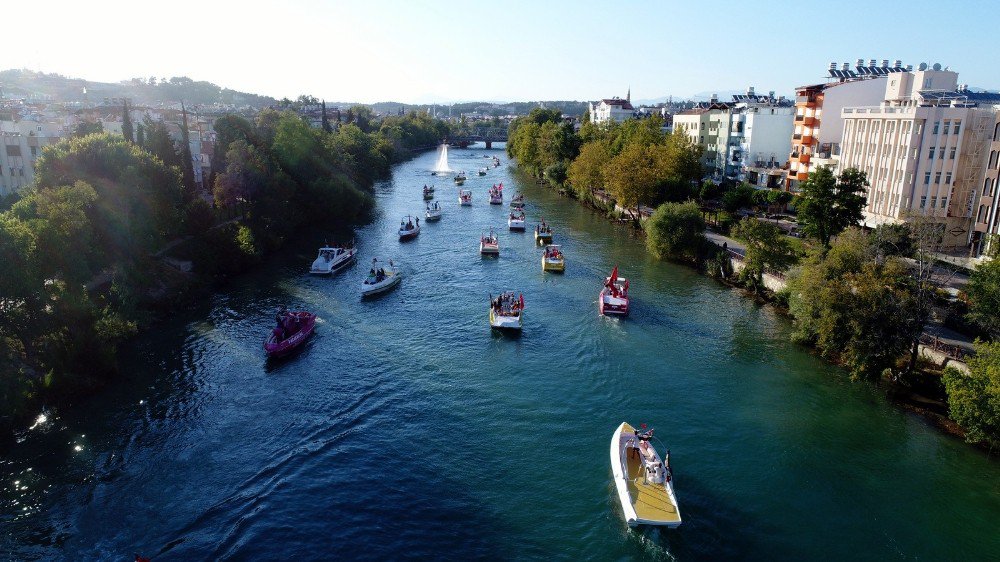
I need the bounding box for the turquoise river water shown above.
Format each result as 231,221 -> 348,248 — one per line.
2,144 -> 999,560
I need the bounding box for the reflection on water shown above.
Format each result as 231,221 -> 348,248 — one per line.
2,144 -> 1000,560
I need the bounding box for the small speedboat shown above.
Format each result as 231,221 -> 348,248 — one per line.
508,212 -> 526,231
398,215 -> 420,240
425,201 -> 442,221
480,229 -> 500,255
309,243 -> 356,275
423,186 -> 434,200
510,193 -> 525,210
600,266 -> 629,316
361,259 -> 402,297
541,244 -> 565,272
459,189 -> 473,206
489,183 -> 503,205
534,222 -> 553,244
489,292 -> 523,330
264,310 -> 316,358
454,171 -> 467,185
610,422 -> 681,528
478,168 -> 488,176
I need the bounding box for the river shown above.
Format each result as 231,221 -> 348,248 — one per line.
3,144 -> 999,560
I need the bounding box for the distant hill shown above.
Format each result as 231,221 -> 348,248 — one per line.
368,100 -> 590,117
0,69 -> 278,108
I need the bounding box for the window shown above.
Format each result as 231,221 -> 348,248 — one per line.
954,121 -> 961,134
912,147 -> 919,159
920,195 -> 927,208
930,196 -> 938,208
932,121 -> 940,134
945,172 -> 952,184
950,147 -> 957,160
924,172 -> 931,184
928,147 -> 935,159
940,198 -> 947,208
942,120 -> 950,135
935,172 -> 942,184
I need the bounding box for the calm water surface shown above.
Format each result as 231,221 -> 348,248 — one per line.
3,145 -> 1000,560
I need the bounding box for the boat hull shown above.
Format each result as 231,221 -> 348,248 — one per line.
398,227 -> 420,241
264,312 -> 316,358
489,309 -> 522,330
361,273 -> 401,297
309,249 -> 356,275
508,221 -> 525,231
542,258 -> 565,272
425,211 -> 442,221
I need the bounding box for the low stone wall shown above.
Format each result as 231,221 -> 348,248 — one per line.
727,252 -> 788,292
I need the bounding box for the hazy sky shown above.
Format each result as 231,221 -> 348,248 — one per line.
8,0 -> 1000,103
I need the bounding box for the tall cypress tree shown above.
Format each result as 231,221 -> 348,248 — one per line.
321,99 -> 332,133
122,99 -> 134,143
136,122 -> 145,147
179,102 -> 197,200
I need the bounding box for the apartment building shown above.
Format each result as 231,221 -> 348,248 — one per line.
838,66 -> 999,250
786,60 -> 903,191
674,89 -> 793,184
971,112 -> 1000,256
0,116 -> 64,196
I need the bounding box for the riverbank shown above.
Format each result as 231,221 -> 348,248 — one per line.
516,168 -> 992,452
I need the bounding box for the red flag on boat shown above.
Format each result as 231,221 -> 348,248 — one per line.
641,423 -> 647,429
519,293 -> 524,309
624,279 -> 629,293
610,265 -> 618,286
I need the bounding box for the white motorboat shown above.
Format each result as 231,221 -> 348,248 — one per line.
610,422 -> 682,528
454,171 -> 467,185
508,211 -> 526,231
361,259 -> 402,297
309,244 -> 356,275
398,215 -> 420,240
478,168 -> 488,176
480,229 -> 500,255
459,189 -> 473,206
489,292 -> 523,330
425,201 -> 442,221
488,183 -> 503,205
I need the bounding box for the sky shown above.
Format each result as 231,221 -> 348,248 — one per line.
7,0 -> 1000,104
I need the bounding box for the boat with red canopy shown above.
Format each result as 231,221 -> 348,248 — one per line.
264,310 -> 317,357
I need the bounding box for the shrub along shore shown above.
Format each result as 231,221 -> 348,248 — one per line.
507,109 -> 1000,452
0,108 -> 450,436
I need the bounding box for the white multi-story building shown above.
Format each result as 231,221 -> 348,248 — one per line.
589,91 -> 635,124
674,89 -> 793,186
838,65 -> 999,250
0,117 -> 64,196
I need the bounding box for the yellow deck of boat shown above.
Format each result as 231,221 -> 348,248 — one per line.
622,424 -> 681,525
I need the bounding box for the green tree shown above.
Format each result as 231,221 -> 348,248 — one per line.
943,339 -> 1000,447
732,218 -> 796,292
321,99 -> 332,133
72,121 -> 104,138
644,201 -> 706,263
566,141 -> 612,200
122,100 -> 134,143
602,143 -> 658,216
966,257 -> 1000,339
135,122 -> 145,147
721,183 -> 755,214
796,166 -> 868,248
869,223 -> 915,258
213,139 -> 270,210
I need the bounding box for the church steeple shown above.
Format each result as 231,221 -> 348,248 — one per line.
627,87 -> 630,103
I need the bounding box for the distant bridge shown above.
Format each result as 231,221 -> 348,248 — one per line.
448,127 -> 508,149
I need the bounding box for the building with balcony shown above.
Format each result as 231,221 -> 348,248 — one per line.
971,112 -> 1000,257
786,59 -> 905,191
838,65 -> 1000,250
675,89 -> 793,183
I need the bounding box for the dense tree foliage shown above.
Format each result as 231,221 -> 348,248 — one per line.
787,228 -> 921,378
965,257 -> 1000,339
943,340 -> 1000,447
644,201 -> 706,263
795,166 -> 868,248
1,108 -> 449,431
508,114 -> 702,213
